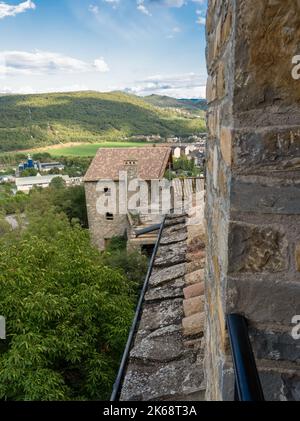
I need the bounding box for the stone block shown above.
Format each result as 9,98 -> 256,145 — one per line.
186,250 -> 206,263
228,277 -> 300,325
120,354 -> 205,401
183,296 -> 205,317
183,282 -> 205,299
250,327 -> 300,363
130,325 -> 185,363
185,258 -> 205,274
145,277 -> 185,302
233,129 -> 300,170
220,127 -> 232,166
183,312 -> 205,336
231,177 -> 300,215
228,222 -> 288,273
139,299 -> 183,332
185,269 -> 205,286
150,263 -> 186,287
154,241 -> 187,267
259,370 -> 300,401
160,227 -> 188,245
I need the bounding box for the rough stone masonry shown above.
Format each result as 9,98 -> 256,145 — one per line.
120,212 -> 206,401
205,0 -> 300,400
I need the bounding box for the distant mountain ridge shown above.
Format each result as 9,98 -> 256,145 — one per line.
143,94 -> 207,111
0,91 -> 206,152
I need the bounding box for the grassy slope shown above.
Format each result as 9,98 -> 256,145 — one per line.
0,91 -> 206,152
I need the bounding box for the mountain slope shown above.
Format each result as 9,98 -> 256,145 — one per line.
0,91 -> 206,152
143,94 -> 207,112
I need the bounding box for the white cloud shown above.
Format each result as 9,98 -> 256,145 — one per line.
0,50 -> 110,76
0,84 -> 90,95
196,16 -> 205,25
0,0 -> 35,19
93,57 -> 110,72
137,0 -> 152,16
89,4 -> 100,15
161,0 -> 186,7
103,0 -> 120,4
124,73 -> 207,98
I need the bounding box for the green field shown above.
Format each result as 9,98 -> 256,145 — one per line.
40,142 -> 154,157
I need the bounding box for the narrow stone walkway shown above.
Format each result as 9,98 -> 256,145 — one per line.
120,212 -> 206,401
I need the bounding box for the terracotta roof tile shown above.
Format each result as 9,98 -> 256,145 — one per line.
84,147 -> 172,181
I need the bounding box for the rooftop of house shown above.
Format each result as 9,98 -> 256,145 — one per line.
15,174 -> 69,186
83,147 -> 172,182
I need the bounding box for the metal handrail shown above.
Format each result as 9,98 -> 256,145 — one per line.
110,216 -> 167,401
135,224 -> 161,237
226,314 -> 265,401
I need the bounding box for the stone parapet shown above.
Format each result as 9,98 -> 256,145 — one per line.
120,213 -> 206,401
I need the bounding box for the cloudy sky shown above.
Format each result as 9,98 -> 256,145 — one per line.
0,0 -> 208,98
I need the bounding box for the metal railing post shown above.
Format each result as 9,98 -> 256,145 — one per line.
226,314 -> 265,401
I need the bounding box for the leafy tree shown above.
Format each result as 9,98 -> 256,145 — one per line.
173,156 -> 201,177
101,248 -> 148,288
48,168 -> 61,175
0,214 -> 10,236
20,168 -> 38,177
49,176 -> 66,189
0,211 -> 135,400
105,236 -> 127,252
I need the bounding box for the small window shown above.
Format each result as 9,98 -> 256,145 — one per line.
106,212 -> 114,221
104,187 -> 111,196
124,160 -> 137,166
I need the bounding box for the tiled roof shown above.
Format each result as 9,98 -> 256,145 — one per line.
84,147 -> 172,182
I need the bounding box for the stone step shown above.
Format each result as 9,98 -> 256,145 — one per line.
183,282 -> 205,299
183,296 -> 205,317
182,312 -> 205,336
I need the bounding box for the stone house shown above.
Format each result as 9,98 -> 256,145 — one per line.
84,147 -> 172,251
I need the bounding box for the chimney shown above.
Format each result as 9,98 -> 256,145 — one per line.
124,159 -> 138,180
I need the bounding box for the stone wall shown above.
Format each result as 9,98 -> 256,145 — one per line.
84,181 -> 128,250
205,0 -> 300,401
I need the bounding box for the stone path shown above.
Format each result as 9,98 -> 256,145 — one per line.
120,212 -> 206,401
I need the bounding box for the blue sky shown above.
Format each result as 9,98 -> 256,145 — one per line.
0,0 -> 208,98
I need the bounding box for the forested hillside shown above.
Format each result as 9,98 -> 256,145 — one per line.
144,94 -> 207,112
0,91 -> 206,152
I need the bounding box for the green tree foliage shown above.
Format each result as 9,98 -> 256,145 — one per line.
49,177 -> 66,189
1,182 -> 88,228
173,156 -> 202,177
0,214 -> 10,236
101,236 -> 148,288
0,211 -> 136,400
20,168 -> 38,177
0,184 -> 29,215
0,91 -> 206,152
